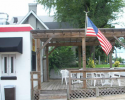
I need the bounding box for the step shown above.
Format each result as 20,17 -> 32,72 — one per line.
39,90 -> 67,100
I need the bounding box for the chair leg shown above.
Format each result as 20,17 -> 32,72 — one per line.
61,78 -> 63,84
101,79 -> 103,86
118,79 -> 121,86
65,77 -> 67,85
94,80 -> 96,86
91,80 -> 93,85
111,79 -> 113,87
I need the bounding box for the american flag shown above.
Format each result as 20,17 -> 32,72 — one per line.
86,17 -> 112,55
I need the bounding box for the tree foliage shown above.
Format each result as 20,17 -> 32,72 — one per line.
37,0 -> 125,28
115,37 -> 125,49
49,46 -> 76,72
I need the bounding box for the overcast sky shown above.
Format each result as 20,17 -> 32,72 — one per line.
0,0 -> 125,27
0,0 -> 54,21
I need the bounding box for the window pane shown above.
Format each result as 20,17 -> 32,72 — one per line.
4,57 -> 7,73
11,57 -> 14,73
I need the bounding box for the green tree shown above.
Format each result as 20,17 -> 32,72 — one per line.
49,46 -> 76,72
37,0 -> 125,28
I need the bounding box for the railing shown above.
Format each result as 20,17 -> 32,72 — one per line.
68,68 -> 125,94
30,71 -> 41,100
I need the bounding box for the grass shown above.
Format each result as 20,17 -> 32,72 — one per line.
95,64 -> 125,68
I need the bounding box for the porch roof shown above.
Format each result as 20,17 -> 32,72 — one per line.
30,28 -> 125,46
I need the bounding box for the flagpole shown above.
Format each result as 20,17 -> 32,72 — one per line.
82,11 -> 89,88
84,11 -> 89,36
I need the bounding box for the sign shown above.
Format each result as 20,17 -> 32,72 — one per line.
32,39 -> 35,52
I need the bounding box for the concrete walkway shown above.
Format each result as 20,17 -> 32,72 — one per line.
74,94 -> 125,100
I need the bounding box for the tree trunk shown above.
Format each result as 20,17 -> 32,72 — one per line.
90,46 -> 95,60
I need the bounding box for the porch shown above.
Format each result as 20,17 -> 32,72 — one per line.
37,78 -> 125,100
30,28 -> 125,100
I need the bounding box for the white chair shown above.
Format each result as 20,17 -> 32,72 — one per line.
72,73 -> 83,84
60,69 -> 69,85
102,72 -> 112,86
86,73 -> 94,85
93,73 -> 103,86
71,68 -> 83,84
110,72 -> 121,86
110,68 -> 121,86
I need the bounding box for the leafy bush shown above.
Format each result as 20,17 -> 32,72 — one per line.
114,61 -> 120,67
49,46 -> 76,72
95,60 -> 99,65
87,57 -> 95,68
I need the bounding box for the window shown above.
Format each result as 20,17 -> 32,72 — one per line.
32,51 -> 36,71
1,54 -> 16,76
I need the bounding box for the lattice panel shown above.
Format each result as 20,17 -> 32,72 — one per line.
34,89 -> 39,100
70,89 -> 96,99
99,87 -> 125,96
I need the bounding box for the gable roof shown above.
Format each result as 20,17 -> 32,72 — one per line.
44,22 -> 74,29
19,10 -> 49,29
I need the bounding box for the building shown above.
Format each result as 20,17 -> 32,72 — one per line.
0,25 -> 36,100
0,12 -> 9,25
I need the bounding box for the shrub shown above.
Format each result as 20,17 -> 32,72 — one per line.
88,57 -> 95,68
114,61 -> 120,67
49,46 -> 76,72
95,60 -> 99,65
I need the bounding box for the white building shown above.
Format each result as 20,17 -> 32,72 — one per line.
0,25 -> 37,100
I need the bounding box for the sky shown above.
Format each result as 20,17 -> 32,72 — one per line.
0,0 -> 54,21
0,0 -> 125,59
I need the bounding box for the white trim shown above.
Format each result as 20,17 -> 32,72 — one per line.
0,24 -> 33,29
19,10 -> 49,29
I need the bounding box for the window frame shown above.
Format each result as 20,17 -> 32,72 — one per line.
1,54 -> 16,76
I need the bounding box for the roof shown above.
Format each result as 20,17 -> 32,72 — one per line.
19,10 -> 49,29
44,22 -> 74,29
31,28 -> 125,46
9,14 -> 74,29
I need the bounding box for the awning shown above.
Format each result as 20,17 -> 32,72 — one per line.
0,37 -> 23,53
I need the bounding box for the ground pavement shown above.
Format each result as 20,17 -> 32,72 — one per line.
74,94 -> 125,100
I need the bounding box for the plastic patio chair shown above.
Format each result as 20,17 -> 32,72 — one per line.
93,73 -> 103,86
110,68 -> 121,86
60,69 -> 69,85
110,72 -> 121,86
101,72 -> 112,86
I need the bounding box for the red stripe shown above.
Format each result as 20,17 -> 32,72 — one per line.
86,34 -> 96,37
97,30 -> 112,55
0,26 -> 33,32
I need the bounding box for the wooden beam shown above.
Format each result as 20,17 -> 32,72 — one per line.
48,46 -> 58,55
78,46 -> 81,68
82,38 -> 86,88
37,39 -> 41,89
109,51 -> 112,68
113,35 -> 125,48
37,38 -> 52,54
32,31 -> 125,39
32,33 -> 84,39
46,46 -> 49,81
46,42 -> 100,46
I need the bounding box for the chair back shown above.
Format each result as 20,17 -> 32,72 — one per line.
60,69 -> 69,78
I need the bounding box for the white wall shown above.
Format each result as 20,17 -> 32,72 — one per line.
0,31 -> 32,100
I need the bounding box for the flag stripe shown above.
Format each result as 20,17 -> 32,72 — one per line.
86,17 -> 112,55
86,27 -> 97,36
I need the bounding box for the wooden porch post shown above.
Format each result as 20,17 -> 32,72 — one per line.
78,46 -> 81,68
82,38 -> 86,88
46,46 -> 49,81
37,39 -> 41,89
109,50 -> 113,68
